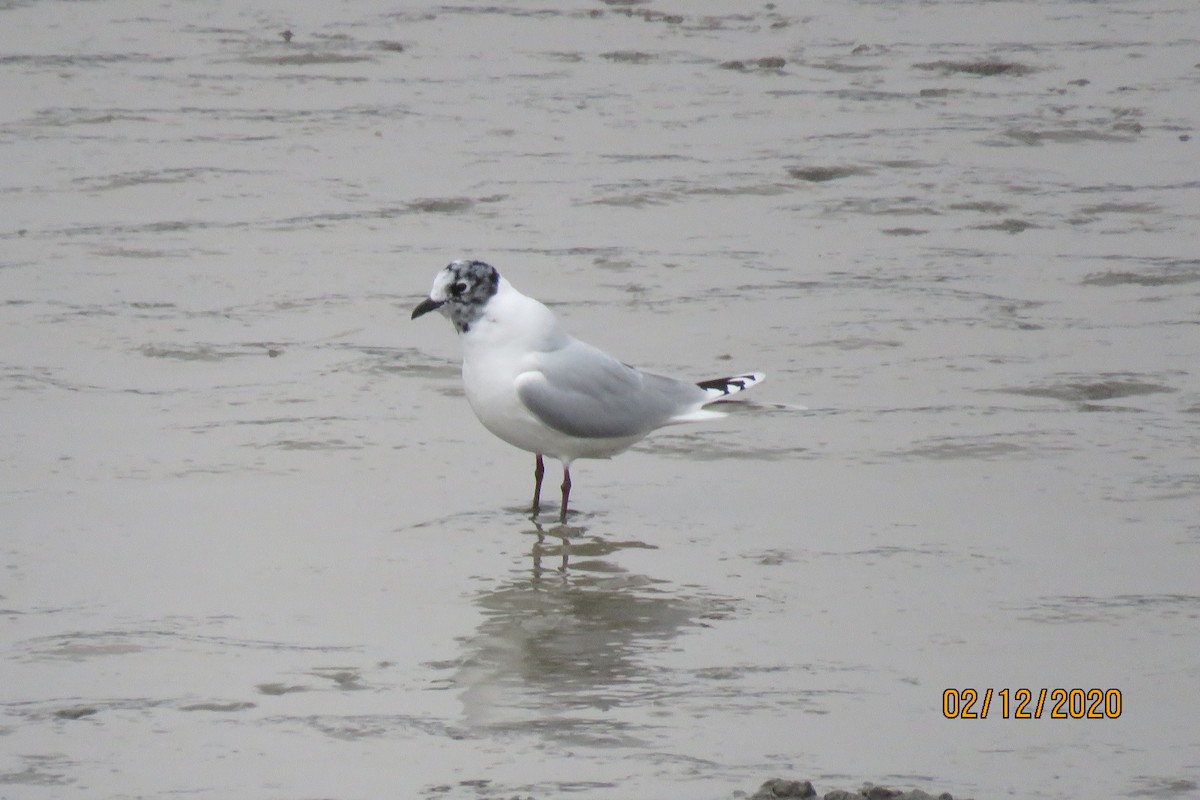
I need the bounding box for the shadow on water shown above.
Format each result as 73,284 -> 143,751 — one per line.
446,520 -> 734,746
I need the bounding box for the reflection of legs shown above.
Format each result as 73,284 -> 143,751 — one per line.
559,465 -> 572,524
530,523 -> 569,577
532,528 -> 545,580
531,454 -> 545,515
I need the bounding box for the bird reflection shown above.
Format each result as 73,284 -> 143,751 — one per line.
529,518 -> 579,576
447,522 -> 732,745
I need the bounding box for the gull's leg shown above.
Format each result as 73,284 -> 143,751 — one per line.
531,454 -> 545,515
559,465 -> 572,524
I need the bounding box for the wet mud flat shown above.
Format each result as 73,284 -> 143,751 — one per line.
3,1 -> 1200,799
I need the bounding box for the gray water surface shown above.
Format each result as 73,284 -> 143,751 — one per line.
2,2 -> 1199,798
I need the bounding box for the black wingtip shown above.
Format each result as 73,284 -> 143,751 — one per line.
696,372 -> 764,397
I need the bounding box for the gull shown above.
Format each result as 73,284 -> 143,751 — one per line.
411,259 -> 764,522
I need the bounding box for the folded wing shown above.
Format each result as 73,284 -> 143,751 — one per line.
515,340 -> 710,439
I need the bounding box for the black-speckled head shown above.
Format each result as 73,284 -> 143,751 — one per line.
411,259 -> 501,334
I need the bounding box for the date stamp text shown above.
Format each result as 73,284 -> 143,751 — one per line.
942,688 -> 1122,719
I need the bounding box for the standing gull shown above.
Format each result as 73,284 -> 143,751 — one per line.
412,259 -> 764,522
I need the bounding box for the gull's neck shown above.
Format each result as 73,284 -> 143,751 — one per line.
460,277 -> 570,355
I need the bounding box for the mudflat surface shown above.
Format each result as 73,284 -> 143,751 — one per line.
2,2 -> 1198,798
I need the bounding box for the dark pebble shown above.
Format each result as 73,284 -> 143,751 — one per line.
752,779 -> 816,798
750,780 -> 969,800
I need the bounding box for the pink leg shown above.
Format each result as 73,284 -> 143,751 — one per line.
531,454 -> 545,515
559,465 -> 572,523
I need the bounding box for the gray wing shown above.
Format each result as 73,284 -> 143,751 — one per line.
516,339 -> 708,439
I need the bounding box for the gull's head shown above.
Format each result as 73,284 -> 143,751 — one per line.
411,259 -> 500,333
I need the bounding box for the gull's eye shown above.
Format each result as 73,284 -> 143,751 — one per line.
450,281 -> 468,297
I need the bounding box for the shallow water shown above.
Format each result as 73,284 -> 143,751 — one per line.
2,1 -> 1199,798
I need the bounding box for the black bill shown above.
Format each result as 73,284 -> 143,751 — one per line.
411,297 -> 444,319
